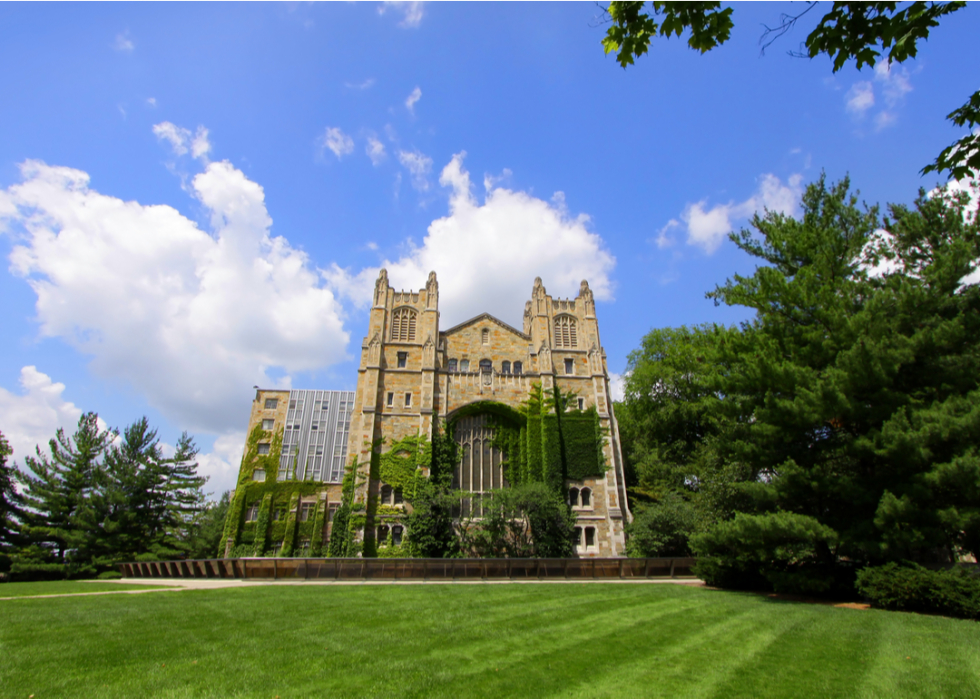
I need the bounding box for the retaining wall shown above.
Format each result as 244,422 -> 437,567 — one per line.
119,557 -> 697,581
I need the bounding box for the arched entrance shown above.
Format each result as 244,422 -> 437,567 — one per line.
452,413 -> 507,516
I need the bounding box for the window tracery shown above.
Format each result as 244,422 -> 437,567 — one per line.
554,314 -> 578,348
390,307 -> 418,342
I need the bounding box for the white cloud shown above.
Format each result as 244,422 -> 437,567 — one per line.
196,431 -> 245,497
366,136 -> 387,166
114,31 -> 134,52
366,241 -> 379,251
875,60 -> 913,106
0,366 -> 85,468
146,97 -> 157,107
405,86 -> 422,115
0,158 -> 349,434
653,219 -> 679,249
677,173 -> 803,254
397,149 -> 433,191
379,1 -> 424,28
318,127 -> 355,160
326,152 -> 615,328
874,111 -> 897,131
191,127 -> 212,161
153,122 -> 211,162
845,81 -> 875,116
344,78 -> 375,90
608,372 -> 626,402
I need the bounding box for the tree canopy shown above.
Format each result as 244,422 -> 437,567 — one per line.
619,174 -> 980,592
600,1 -> 979,180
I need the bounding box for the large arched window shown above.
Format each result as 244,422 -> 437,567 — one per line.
554,315 -> 578,348
390,307 -> 417,342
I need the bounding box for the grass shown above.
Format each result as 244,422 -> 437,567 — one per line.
0,580 -> 173,597
2,583 -> 978,698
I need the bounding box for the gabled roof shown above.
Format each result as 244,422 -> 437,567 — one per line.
441,313 -> 530,340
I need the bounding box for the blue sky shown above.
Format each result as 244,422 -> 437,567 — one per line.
1,2 -> 977,496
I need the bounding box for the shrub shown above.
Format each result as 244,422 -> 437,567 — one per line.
625,493 -> 696,557
855,562 -> 980,620
690,511 -> 846,595
97,570 -> 123,580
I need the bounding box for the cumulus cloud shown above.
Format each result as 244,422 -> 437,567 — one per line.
379,1 -> 424,28
319,127 -> 355,160
196,431 -> 246,497
846,81 -> 875,116
676,173 -> 804,254
326,152 -> 615,328
153,121 -> 211,161
0,366 -> 86,467
114,31 -> 134,52
397,149 -> 433,191
0,158 -> 349,434
366,136 -> 387,166
405,86 -> 422,114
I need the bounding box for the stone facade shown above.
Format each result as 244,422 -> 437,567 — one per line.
348,270 -> 632,557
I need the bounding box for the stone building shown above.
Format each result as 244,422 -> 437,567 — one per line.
223,271 -> 631,557
348,270 -> 631,556
221,389 -> 355,557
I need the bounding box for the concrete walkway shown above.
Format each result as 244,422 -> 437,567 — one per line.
1,576 -> 704,600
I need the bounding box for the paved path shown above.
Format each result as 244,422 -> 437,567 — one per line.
2,576 -> 704,599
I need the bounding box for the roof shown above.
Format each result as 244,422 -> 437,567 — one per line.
440,312 -> 530,340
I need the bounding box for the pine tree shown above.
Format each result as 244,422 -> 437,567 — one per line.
0,431 -> 29,557
20,413 -> 116,566
102,419 -> 206,561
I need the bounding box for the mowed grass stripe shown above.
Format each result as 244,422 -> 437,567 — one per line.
3,583 -> 980,698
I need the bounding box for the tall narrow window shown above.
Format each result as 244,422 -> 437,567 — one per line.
460,359 -> 470,372
386,392 -> 394,407
554,315 -> 578,348
397,351 -> 407,368
577,398 -> 585,411
404,392 -> 412,407
564,358 -> 574,375
580,488 -> 592,507
513,361 -> 522,375
501,361 -> 511,374
585,527 -> 596,548
390,307 -> 418,342
448,358 -> 458,372
482,328 -> 490,345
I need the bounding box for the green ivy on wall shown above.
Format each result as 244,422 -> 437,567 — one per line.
487,383 -> 607,494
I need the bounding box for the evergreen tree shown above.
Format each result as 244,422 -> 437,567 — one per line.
20,413 -> 116,567
102,419 -> 206,561
0,431 -> 29,560
622,176 -> 980,592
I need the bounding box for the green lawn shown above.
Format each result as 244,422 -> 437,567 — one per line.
0,580 -> 173,598
2,583 -> 978,698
